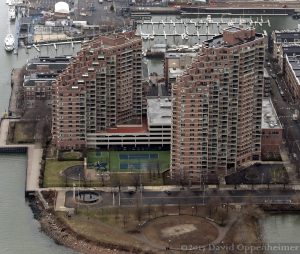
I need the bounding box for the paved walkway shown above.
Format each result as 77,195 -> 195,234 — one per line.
280,144 -> 298,184
55,190 -> 74,212
0,118 -> 42,192
9,68 -> 22,116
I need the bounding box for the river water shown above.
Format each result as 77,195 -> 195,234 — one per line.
0,1 -> 299,252
0,1 -> 78,253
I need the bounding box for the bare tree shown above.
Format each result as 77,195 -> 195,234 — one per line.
206,196 -> 221,217
146,204 -> 152,219
64,174 -> 68,187
131,173 -> 141,191
177,201 -> 182,215
241,205 -> 264,222
292,193 -> 300,205
216,208 -> 229,226
122,213 -> 128,229
135,206 -> 143,222
160,201 -> 165,216
111,174 -> 122,191
114,208 -> 120,222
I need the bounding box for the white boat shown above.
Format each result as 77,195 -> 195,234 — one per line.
4,33 -> 15,52
181,33 -> 189,40
8,5 -> 16,21
140,32 -> 150,40
206,15 -> 212,23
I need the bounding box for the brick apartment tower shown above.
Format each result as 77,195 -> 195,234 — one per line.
52,32 -> 143,150
171,27 -> 266,182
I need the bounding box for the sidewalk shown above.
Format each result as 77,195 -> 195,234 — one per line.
280,144 -> 298,184
55,190 -> 74,212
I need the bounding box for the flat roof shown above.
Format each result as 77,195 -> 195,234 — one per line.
274,29 -> 300,39
147,97 -> 172,126
106,119 -> 148,134
263,68 -> 270,78
286,55 -> 300,85
205,27 -> 263,49
169,68 -> 184,79
262,98 -> 282,129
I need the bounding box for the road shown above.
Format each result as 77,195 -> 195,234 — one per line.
267,58 -> 300,177
65,189 -> 298,208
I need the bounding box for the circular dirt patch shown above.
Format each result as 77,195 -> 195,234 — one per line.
142,215 -> 218,249
63,165 -> 85,180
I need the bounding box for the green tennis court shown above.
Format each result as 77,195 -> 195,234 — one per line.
87,150 -> 170,172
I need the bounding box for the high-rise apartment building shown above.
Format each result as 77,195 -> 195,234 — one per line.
171,27 -> 266,181
52,32 -> 143,149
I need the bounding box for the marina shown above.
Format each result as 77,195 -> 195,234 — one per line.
136,15 -> 271,48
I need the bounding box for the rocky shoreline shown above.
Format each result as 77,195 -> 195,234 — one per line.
27,193 -> 149,254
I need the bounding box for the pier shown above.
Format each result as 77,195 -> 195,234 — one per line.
0,118 -> 42,196
136,16 -> 270,39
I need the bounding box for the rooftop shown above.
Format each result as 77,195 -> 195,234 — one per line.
169,68 -> 184,79
274,29 -> 300,39
263,68 -> 270,78
26,56 -> 72,71
283,45 -> 300,54
286,55 -> 300,85
106,119 -> 148,134
204,27 -> 262,49
147,98 -> 172,126
262,98 -> 282,129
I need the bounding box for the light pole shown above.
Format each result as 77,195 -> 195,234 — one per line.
73,183 -> 76,201
140,173 -> 143,206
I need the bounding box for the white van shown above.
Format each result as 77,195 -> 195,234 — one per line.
99,0 -> 103,3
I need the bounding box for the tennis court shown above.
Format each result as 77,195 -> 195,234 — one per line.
87,150 -> 170,172
119,153 -> 159,160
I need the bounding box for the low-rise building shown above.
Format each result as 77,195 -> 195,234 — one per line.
284,55 -> 300,101
164,52 -> 196,87
279,45 -> 300,72
261,98 -> 283,159
271,29 -> 300,72
23,56 -> 71,107
86,98 -> 171,149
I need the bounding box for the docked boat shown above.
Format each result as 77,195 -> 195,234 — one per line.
8,5 -> 16,21
4,33 -> 15,52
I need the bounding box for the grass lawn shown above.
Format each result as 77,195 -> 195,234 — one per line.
8,121 -> 36,144
43,160 -> 83,187
56,210 -> 149,252
43,159 -> 163,188
87,150 -> 170,173
61,151 -> 82,160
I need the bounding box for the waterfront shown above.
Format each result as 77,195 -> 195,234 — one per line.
0,1 -> 300,253
262,215 -> 300,253
0,155 -> 77,254
0,1 -> 78,253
